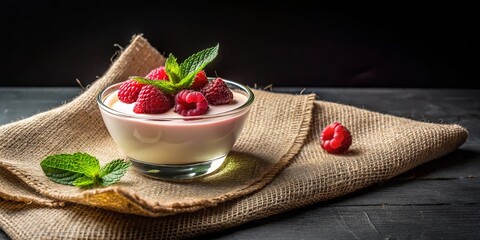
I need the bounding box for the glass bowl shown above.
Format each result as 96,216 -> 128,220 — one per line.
97,79 -> 254,180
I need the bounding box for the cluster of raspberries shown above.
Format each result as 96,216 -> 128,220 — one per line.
117,66 -> 233,116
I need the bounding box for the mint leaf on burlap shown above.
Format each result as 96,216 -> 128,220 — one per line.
40,153 -> 130,188
41,153 -> 100,178
99,159 -> 131,186
39,166 -> 84,186
73,176 -> 96,187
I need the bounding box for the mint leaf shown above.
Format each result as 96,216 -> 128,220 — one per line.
133,76 -> 178,95
165,53 -> 181,84
41,153 -> 100,178
176,44 -> 219,89
40,166 -> 84,185
179,44 -> 219,78
130,44 -> 219,94
40,153 -> 130,188
73,176 -> 95,187
99,159 -> 131,186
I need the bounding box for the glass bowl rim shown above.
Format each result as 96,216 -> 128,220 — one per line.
97,78 -> 255,121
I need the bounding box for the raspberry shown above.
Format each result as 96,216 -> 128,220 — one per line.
174,90 -> 209,116
118,79 -> 144,103
190,70 -> 208,90
133,85 -> 173,114
200,78 -> 233,105
146,66 -> 169,80
320,122 -> 352,154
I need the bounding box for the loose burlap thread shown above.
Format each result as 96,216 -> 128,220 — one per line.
0,35 -> 467,239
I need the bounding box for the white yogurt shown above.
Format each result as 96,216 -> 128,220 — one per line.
99,90 -> 251,165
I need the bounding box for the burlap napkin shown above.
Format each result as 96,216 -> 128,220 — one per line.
0,35 -> 467,239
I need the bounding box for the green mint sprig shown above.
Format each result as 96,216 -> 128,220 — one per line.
40,152 -> 130,188
132,44 -> 219,94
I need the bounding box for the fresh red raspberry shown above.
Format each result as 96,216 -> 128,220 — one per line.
174,90 -> 209,116
118,79 -> 144,103
190,70 -> 208,90
133,85 -> 173,114
146,66 -> 169,80
320,122 -> 352,154
200,78 -> 233,105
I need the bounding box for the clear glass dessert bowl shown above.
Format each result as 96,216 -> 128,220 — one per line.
97,79 -> 254,180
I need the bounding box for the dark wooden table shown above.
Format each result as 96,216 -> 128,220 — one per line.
1,87 -> 479,240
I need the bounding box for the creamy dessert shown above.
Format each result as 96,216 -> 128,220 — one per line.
97,44 -> 254,179
100,87 -> 250,165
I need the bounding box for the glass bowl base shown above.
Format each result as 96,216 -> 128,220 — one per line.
130,155 -> 226,180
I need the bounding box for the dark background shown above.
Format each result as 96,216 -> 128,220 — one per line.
1,1 -> 478,88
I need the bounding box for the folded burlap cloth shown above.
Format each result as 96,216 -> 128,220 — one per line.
0,36 -> 467,239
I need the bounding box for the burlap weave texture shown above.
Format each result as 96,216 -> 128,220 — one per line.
0,35 -> 467,239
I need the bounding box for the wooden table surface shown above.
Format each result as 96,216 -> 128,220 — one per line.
0,87 -> 479,240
